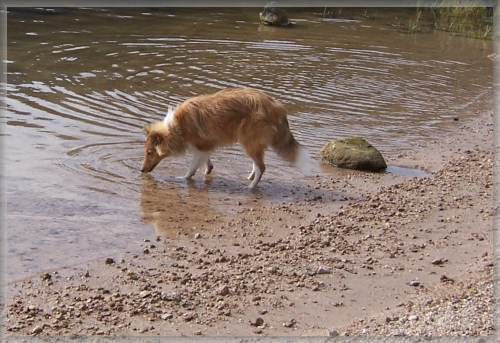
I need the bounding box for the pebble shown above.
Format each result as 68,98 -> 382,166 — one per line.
440,274 -> 455,283
183,314 -> 195,322
31,326 -> 43,335
250,317 -> 264,326
161,313 -> 173,320
283,318 -> 297,328
431,258 -> 447,265
317,266 -> 332,274
328,329 -> 339,337
217,285 -> 230,296
40,273 -> 51,281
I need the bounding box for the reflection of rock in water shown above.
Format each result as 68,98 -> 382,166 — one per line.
139,175 -> 223,239
259,2 -> 290,27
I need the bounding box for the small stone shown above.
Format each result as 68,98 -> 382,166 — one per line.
183,314 -> 195,322
317,266 -> 332,274
143,248 -> 150,254
283,318 -> 297,328
328,329 -> 339,337
409,280 -> 420,287
105,258 -> 115,265
267,266 -> 278,274
31,326 -> 43,335
250,317 -> 264,326
194,233 -> 201,239
440,274 -> 455,283
217,285 -> 230,296
40,273 -> 52,281
431,258 -> 446,265
194,330 -> 202,336
139,291 -> 151,298
127,272 -> 139,280
161,313 -> 173,320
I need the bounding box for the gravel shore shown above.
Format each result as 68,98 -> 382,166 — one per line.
2,106 -> 496,341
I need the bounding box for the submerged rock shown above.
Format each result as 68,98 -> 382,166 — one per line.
259,2 -> 290,27
320,136 -> 387,172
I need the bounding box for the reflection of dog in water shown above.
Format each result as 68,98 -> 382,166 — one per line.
140,87 -> 310,189
140,174 -> 223,239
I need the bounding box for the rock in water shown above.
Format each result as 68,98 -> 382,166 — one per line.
320,136 -> 387,172
259,2 -> 289,26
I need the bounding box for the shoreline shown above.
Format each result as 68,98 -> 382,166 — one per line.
3,101 -> 495,339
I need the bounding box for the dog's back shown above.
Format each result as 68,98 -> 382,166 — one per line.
175,88 -> 290,151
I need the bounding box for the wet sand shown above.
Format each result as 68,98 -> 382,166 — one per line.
3,102 -> 495,340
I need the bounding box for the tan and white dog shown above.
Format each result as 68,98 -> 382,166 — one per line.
141,87 -> 310,189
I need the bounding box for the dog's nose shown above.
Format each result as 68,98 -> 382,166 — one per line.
140,168 -> 145,172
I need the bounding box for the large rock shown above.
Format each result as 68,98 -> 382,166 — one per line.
259,2 -> 290,27
320,136 -> 387,172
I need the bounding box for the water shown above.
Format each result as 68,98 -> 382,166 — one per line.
386,166 -> 434,178
3,8 -> 492,282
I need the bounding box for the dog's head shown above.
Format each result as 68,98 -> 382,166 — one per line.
141,123 -> 166,173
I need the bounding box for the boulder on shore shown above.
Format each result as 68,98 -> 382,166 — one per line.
320,136 -> 387,172
259,2 -> 290,27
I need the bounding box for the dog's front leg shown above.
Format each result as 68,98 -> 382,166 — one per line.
185,150 -> 211,179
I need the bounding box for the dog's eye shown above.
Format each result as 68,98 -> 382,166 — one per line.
147,150 -> 152,155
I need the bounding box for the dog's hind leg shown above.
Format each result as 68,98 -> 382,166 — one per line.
248,160 -> 265,189
248,163 -> 256,180
245,150 -> 265,189
205,158 -> 214,175
185,149 -> 211,179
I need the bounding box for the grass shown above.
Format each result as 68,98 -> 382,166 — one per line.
432,0 -> 493,39
408,10 -> 422,34
319,5 -> 493,40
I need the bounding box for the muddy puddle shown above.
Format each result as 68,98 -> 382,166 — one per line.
3,7 -> 492,282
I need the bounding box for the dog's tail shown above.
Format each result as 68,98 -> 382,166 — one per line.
272,118 -> 311,172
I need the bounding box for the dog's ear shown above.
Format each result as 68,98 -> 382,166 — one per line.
149,132 -> 163,147
144,124 -> 152,135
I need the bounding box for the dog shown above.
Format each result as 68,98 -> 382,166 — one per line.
141,87 -> 310,189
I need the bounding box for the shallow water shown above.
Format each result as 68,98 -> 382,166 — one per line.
4,8 -> 492,281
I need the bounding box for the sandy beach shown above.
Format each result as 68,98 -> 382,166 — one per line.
3,100 -> 495,340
